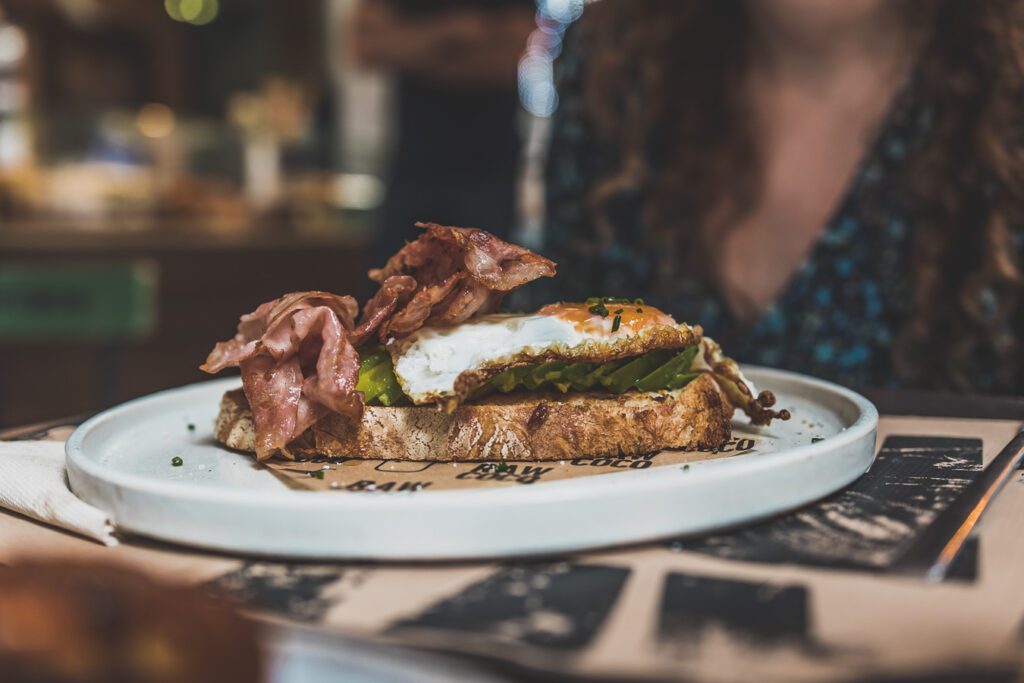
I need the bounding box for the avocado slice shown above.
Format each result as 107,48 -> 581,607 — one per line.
635,345 -> 699,392
603,349 -> 674,393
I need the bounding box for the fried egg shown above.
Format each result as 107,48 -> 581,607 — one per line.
388,302 -> 700,405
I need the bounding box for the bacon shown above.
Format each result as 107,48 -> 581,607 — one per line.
386,272 -> 465,336
431,279 -> 500,326
201,291 -> 363,460
368,222 -> 556,339
349,275 -> 416,347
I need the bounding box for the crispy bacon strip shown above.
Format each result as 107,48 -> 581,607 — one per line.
366,222 -> 556,340
349,275 -> 417,347
386,272 -> 465,336
201,291 -> 363,460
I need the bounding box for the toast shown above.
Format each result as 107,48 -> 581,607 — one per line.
215,372 -> 733,462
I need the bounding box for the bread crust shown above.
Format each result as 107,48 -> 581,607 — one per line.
215,373 -> 733,462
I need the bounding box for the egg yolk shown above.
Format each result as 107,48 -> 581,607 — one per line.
538,302 -> 676,335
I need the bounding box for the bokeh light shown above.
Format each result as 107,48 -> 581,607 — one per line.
518,1 -> 584,117
0,25 -> 27,64
538,0 -> 584,25
165,0 -> 220,26
136,103 -> 176,139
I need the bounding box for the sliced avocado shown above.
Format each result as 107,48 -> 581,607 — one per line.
360,355 -> 386,373
554,362 -> 594,392
574,358 -> 629,391
635,346 -> 699,392
489,368 -> 519,393
513,365 -> 533,384
667,371 -> 700,390
359,350 -> 387,373
466,379 -> 495,400
359,344 -> 388,366
603,349 -> 674,393
357,361 -> 396,402
376,378 -> 406,406
525,362 -> 567,390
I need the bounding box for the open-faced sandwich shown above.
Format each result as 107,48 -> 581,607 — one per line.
203,222 -> 788,462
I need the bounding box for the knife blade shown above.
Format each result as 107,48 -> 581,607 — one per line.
890,426 -> 1024,581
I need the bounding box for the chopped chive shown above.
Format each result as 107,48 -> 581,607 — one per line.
614,308 -> 623,314
171,456 -> 183,467
496,460 -> 510,473
636,308 -> 643,313
611,314 -> 622,332
312,470 -> 325,480
588,303 -> 610,317
634,298 -> 645,305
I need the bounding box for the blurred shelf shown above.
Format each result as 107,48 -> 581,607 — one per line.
0,219 -> 369,252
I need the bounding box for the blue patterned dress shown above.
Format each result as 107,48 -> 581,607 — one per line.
541,35 -> 1023,393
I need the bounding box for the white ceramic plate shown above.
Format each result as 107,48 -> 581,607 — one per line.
66,368 -> 878,560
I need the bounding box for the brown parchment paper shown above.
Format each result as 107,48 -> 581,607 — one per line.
263,431 -> 763,492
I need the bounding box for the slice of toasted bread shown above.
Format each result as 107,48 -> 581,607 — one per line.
214,373 -> 733,462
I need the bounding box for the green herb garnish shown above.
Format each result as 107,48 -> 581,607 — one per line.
312,470 -> 325,480
171,456 -> 183,467
496,460 -> 510,473
588,303 -> 610,317
636,308 -> 643,313
634,298 -> 645,305
611,315 -> 622,332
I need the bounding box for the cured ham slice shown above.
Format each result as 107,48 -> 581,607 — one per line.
201,292 -> 362,460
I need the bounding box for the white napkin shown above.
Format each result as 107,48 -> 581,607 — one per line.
0,440 -> 118,546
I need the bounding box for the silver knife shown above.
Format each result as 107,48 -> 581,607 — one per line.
891,426 -> 1024,581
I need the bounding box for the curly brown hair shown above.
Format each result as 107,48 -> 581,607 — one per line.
579,0 -> 1024,392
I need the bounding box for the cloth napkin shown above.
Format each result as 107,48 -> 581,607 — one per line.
0,440 -> 117,546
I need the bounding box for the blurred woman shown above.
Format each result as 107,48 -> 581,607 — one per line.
545,0 -> 1024,392
347,0 -> 535,264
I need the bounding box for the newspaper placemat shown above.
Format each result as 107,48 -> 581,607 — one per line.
2,416 -> 1023,683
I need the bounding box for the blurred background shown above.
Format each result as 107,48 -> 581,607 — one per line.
0,0 -> 580,428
